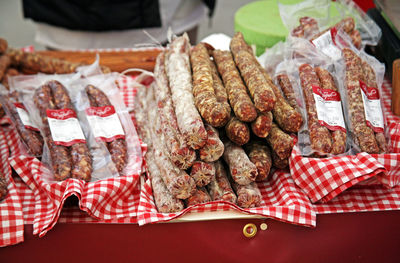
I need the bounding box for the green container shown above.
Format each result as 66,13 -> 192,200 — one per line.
234,0 -> 342,56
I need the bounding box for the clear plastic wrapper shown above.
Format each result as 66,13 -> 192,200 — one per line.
333,35 -> 391,154
273,39 -> 350,156
278,0 -> 381,49
71,72 -> 143,177
10,73 -> 120,182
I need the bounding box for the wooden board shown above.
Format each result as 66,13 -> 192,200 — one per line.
38,49 -> 162,73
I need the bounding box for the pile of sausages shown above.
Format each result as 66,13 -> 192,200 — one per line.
292,17 -> 362,49
135,32 -> 305,213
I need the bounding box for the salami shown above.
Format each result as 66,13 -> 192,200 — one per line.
190,43 -> 230,127
34,84 -> 71,181
268,75 -> 303,133
199,124 -> 224,162
251,112 -> 273,138
153,52 -> 196,169
342,48 -> 380,153
85,84 -> 128,172
0,55 -> 11,81
206,160 -> 237,203
231,49 -> 276,112
0,173 -> 7,201
292,17 -> 319,39
276,74 -> 301,111
147,86 -> 196,199
266,123 -> 294,160
315,67 -> 347,155
0,38 -> 7,54
185,187 -> 212,207
212,50 -> 257,122
190,161 -> 215,187
232,181 -> 262,208
245,142 -> 272,181
361,60 -> 387,153
225,115 -> 250,145
299,64 -> 333,155
209,59 -> 231,115
134,87 -> 185,213
49,80 -> 92,182
165,35 -> 207,150
223,140 -> 257,185
2,93 -> 43,156
271,150 -> 289,169
147,148 -> 185,213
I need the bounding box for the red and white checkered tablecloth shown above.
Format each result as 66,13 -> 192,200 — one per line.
289,79 -> 400,203
0,129 -> 24,247
1,71 -> 400,246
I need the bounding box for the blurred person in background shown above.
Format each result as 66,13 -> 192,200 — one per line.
23,0 -> 216,49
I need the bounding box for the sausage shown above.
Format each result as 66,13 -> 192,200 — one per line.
245,142 -> 272,181
212,50 -> 257,122
342,49 -> 380,153
361,60 -> 387,153
147,88 -> 196,199
85,84 -> 128,173
299,64 -> 333,155
0,173 -> 7,201
223,140 -> 258,185
0,55 -> 11,81
225,115 -> 250,145
48,80 -> 92,182
147,148 -> 184,213
185,187 -> 212,207
165,34 -> 208,149
231,49 -> 276,112
153,52 -> 196,169
276,74 -> 301,111
0,38 -> 7,54
231,181 -> 262,208
190,161 -> 215,187
2,93 -> 43,156
350,30 -> 362,49
206,160 -> 237,203
315,67 -> 347,155
292,17 -> 319,39
251,111 -> 273,138
34,84 -> 71,180
1,68 -> 19,90
271,150 -> 289,169
190,43 -> 230,127
209,59 -> 231,115
199,124 -> 224,163
268,75 -> 303,133
266,123 -> 294,160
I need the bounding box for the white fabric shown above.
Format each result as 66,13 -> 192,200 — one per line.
34,0 -> 207,49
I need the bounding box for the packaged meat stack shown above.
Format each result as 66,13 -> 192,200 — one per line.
336,47 -> 390,154
11,73 -> 129,182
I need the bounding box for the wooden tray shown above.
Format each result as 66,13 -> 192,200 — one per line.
38,49 -> 162,73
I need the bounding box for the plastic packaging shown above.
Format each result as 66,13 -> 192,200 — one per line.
278,0 -> 381,49
71,72 -> 143,178
10,73 -> 120,183
273,39 -> 350,156
333,33 -> 391,154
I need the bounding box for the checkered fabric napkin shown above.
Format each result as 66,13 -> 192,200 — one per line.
137,170 -> 316,227
290,80 -> 400,203
0,128 -> 24,247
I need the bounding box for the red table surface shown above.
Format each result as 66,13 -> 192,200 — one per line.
1,211 -> 400,263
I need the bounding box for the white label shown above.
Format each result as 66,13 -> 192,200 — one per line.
47,108 -> 86,146
85,106 -> 125,142
14,103 -> 39,131
359,80 -> 384,133
311,28 -> 341,61
312,86 -> 346,131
